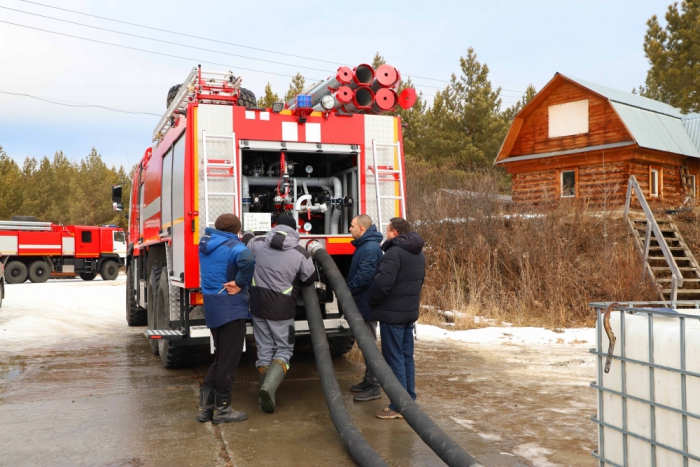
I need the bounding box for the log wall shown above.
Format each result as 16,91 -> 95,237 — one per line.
510,80 -> 632,157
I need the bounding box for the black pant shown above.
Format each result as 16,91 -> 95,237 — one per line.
202,319 -> 246,396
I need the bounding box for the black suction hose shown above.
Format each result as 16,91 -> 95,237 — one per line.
301,285 -> 389,467
308,243 -> 483,467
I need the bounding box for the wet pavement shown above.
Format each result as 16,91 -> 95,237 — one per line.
0,279 -> 597,466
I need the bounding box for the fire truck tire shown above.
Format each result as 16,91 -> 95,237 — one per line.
147,266 -> 162,355
80,272 -> 97,281
28,261 -> 51,283
5,261 -> 28,284
166,84 -> 181,108
237,88 -> 256,108
157,272 -> 190,369
126,266 -> 146,326
100,260 -> 119,281
328,335 -> 356,359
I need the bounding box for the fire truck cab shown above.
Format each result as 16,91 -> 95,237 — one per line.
120,67 -> 407,368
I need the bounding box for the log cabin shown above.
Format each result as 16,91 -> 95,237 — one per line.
495,73 -> 700,208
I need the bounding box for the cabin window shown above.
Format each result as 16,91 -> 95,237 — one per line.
561,170 -> 576,198
548,99 -> 589,138
81,231 -> 92,243
650,168 -> 660,197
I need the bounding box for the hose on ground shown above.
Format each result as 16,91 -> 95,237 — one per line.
301,285 -> 389,467
308,244 -> 483,467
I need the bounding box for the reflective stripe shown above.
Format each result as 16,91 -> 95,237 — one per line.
276,231 -> 288,236
252,277 -> 256,286
282,286 -> 293,295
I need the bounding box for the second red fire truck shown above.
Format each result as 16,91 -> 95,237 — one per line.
0,219 -> 126,283
116,65 -> 412,367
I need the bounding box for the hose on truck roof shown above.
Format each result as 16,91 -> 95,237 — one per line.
307,242 -> 483,467
301,285 -> 389,467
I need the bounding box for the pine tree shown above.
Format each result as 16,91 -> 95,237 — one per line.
284,73 -> 306,102
257,83 -> 280,108
391,77 -> 427,158
0,147 -> 23,219
640,1 -> 700,112
371,52 -> 386,69
502,84 -> 537,121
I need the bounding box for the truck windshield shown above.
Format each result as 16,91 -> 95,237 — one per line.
113,231 -> 125,243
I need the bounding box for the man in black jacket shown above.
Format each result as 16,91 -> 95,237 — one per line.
368,217 -> 425,420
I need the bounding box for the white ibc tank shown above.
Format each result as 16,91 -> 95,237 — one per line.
593,305 -> 700,466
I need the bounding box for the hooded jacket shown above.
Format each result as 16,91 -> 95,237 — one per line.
346,225 -> 384,320
243,225 -> 318,321
198,228 -> 255,329
369,231 -> 426,325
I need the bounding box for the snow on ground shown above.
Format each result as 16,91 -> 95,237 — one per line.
0,275 -> 131,352
417,323 -> 595,347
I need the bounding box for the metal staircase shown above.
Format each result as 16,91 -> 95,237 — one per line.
624,175 -> 700,303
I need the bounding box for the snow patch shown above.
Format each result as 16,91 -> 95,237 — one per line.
512,443 -> 559,467
417,323 -> 594,346
450,417 -> 475,430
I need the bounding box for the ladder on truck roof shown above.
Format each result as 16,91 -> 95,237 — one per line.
0,220 -> 54,231
202,130 -> 239,229
370,140 -> 406,234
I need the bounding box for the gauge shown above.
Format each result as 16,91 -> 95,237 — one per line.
303,222 -> 313,232
305,165 -> 313,174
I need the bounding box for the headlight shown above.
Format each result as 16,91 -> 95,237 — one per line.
321,95 -> 335,110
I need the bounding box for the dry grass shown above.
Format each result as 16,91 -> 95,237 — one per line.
406,158 -> 657,329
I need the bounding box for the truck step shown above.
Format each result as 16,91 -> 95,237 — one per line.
145,329 -> 184,340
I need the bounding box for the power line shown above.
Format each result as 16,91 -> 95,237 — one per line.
19,0 -> 525,90
0,90 -> 160,116
0,6 -> 334,75
0,19 -> 323,81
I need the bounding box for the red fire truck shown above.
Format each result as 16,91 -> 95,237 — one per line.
116,66 -> 410,368
0,219 -> 126,283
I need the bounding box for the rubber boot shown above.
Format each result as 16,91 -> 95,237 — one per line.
257,365 -> 269,405
259,359 -> 287,414
195,387 -> 215,422
212,391 -> 247,424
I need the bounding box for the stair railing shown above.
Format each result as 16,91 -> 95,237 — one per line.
624,175 -> 683,303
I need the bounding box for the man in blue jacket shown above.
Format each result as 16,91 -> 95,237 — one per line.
346,214 -> 384,402
197,213 -> 255,424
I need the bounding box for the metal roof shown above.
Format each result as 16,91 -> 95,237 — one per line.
562,75 -> 692,118
611,102 -> 700,158
684,116 -> 700,150
496,141 -> 635,164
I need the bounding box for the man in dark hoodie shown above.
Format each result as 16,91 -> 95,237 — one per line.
346,214 -> 384,402
369,217 -> 425,420
197,213 -> 255,424
242,215 -> 317,414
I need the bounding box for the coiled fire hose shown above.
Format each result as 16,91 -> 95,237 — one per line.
307,241 -> 482,467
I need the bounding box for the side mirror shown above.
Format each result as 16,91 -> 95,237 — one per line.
112,185 -> 122,204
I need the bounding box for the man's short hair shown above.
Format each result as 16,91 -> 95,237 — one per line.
354,214 -> 372,230
388,217 -> 411,235
215,213 -> 241,234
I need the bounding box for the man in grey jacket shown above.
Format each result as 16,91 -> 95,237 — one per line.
243,215 -> 317,413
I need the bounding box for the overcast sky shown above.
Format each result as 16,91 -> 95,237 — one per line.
0,0 -> 670,169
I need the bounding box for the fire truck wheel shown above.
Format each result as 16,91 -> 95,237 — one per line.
166,84 -> 181,108
237,88 -> 257,108
28,261 -> 51,283
79,272 -> 97,281
5,261 -> 28,284
147,266 -> 162,355
328,335 -> 356,359
100,260 -> 120,281
126,266 -> 147,326
157,272 -> 190,368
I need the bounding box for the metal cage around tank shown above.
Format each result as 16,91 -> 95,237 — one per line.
590,301 -> 700,467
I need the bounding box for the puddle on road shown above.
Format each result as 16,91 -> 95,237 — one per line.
0,360 -> 26,382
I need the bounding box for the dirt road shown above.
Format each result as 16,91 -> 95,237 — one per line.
0,277 -> 597,466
